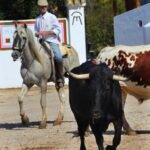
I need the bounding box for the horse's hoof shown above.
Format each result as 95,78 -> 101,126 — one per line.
39,122 -> 47,129
124,129 -> 137,135
53,115 -> 64,126
53,119 -> 62,126
21,115 -> 29,125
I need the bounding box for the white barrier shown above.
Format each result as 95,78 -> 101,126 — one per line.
68,6 -> 86,64
0,51 -> 22,88
0,19 -> 69,88
0,5 -> 87,88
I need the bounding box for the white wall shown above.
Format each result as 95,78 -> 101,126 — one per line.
0,51 -> 22,88
0,51 -> 70,88
0,14 -> 86,88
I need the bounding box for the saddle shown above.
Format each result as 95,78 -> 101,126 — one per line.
39,40 -> 73,82
39,39 -> 73,57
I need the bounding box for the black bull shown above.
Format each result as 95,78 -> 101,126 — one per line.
68,61 -> 124,150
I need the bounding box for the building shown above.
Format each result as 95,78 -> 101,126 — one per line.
114,3 -> 150,46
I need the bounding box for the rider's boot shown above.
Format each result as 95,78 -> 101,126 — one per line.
55,60 -> 64,88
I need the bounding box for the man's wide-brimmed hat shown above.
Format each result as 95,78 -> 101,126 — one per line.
37,0 -> 48,6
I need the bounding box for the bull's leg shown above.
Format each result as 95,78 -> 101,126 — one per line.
53,87 -> 65,125
94,133 -> 104,150
18,84 -> 32,125
122,89 -> 136,135
80,133 -> 86,150
106,120 -> 122,150
39,80 -> 47,129
76,117 -> 89,150
122,114 -> 136,135
91,124 -> 104,150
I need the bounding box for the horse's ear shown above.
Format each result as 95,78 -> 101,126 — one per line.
24,24 -> 27,29
15,23 -> 18,28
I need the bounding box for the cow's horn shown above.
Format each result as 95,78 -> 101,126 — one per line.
113,75 -> 128,81
69,72 -> 90,79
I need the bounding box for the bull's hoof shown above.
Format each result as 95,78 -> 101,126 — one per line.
21,115 -> 29,125
39,122 -> 47,129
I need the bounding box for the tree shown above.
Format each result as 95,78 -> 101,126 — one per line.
135,0 -> 141,7
0,0 -> 37,20
125,0 -> 140,11
48,0 -> 67,17
0,0 -> 126,52
113,0 -> 117,15
86,0 -> 114,50
0,0 -> 67,20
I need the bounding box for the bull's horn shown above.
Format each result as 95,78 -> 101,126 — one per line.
69,72 -> 90,79
113,75 -> 128,81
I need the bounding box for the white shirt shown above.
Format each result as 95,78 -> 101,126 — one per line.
35,12 -> 61,44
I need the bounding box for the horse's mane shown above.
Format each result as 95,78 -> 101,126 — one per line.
26,28 -> 34,40
26,28 -> 38,49
20,26 -> 45,66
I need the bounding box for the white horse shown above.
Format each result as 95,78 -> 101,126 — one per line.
11,24 -> 80,129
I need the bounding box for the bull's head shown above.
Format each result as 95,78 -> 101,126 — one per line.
69,72 -> 127,81
11,24 -> 28,61
69,63 -> 126,122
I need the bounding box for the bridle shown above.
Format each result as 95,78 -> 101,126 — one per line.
12,30 -> 27,61
13,31 -> 27,52
11,28 -> 35,80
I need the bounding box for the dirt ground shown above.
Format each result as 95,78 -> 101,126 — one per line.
0,86 -> 149,150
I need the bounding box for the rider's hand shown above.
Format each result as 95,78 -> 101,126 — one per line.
35,31 -> 55,37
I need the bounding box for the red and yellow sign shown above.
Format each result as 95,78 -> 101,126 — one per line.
0,19 -> 68,50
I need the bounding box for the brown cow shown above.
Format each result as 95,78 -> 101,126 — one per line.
96,45 -> 150,135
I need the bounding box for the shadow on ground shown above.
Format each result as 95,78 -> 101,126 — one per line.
0,120 -> 74,130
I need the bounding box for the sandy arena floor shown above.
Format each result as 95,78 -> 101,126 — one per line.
0,86 -> 149,150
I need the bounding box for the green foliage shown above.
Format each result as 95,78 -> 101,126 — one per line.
0,0 -> 38,20
85,0 -> 125,52
0,0 -> 125,53
48,0 -> 67,17
117,0 -> 126,14
0,0 -> 66,20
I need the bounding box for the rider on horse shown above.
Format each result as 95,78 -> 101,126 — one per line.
35,0 -> 64,88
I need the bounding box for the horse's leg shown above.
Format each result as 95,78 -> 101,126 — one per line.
18,84 -> 32,125
39,79 -> 47,129
122,89 -> 136,135
53,86 -> 65,125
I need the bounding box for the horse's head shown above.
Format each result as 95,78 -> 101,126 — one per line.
11,24 -> 28,61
